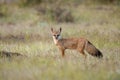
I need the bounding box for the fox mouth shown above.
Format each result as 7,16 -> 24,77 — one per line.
54,36 -> 59,39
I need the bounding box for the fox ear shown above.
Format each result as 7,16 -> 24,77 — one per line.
51,28 -> 53,32
59,27 -> 62,33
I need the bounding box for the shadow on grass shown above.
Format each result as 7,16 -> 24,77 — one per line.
0,51 -> 25,58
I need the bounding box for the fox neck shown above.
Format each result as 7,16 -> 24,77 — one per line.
53,36 -> 62,45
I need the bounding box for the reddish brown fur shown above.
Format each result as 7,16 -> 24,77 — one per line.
51,28 -> 103,58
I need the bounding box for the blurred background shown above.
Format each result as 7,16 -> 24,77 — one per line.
0,0 -> 120,80
0,0 -> 120,24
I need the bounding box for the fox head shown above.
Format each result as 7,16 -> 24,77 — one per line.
51,27 -> 62,41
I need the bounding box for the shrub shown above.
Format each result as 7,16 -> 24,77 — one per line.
38,6 -> 74,23
0,4 -> 9,17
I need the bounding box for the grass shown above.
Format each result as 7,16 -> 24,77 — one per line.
0,4 -> 120,80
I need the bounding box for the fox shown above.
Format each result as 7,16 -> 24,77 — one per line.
51,27 -> 103,58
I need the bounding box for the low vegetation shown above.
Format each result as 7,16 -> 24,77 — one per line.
0,1 -> 120,80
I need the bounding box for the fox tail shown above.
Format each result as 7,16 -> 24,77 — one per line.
85,41 -> 103,58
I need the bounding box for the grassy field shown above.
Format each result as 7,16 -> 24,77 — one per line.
0,4 -> 120,80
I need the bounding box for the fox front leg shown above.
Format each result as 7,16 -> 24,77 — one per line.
59,48 -> 65,57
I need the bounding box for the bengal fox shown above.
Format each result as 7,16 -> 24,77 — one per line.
51,27 -> 103,58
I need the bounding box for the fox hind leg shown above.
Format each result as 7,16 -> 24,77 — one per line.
77,48 -> 87,59
81,51 -> 87,59
77,49 -> 87,64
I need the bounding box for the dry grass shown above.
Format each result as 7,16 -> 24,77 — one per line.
0,4 -> 120,80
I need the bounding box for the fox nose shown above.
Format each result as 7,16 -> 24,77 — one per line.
55,35 -> 59,39
55,36 -> 58,39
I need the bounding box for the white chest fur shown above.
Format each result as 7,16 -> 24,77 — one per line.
52,36 -> 62,45
53,37 -> 58,45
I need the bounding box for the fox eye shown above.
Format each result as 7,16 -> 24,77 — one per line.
53,35 -> 59,37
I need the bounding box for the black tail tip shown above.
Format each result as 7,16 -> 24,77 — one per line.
96,51 -> 103,58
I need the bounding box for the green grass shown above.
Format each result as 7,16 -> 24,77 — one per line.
0,4 -> 120,80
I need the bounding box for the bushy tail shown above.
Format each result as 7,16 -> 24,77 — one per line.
85,41 -> 103,58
